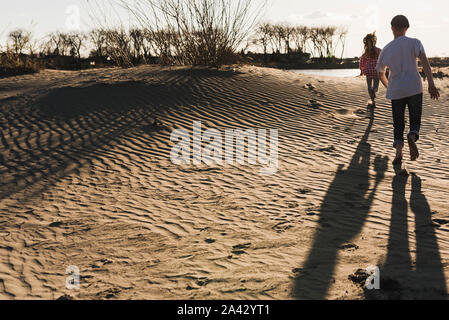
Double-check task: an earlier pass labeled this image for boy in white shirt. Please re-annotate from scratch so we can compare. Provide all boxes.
[377,15,440,165]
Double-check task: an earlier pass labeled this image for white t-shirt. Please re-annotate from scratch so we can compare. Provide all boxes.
[376,36,425,100]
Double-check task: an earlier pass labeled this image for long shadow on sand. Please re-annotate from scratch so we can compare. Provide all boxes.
[376,173,448,299]
[0,80,196,201]
[292,107,389,299]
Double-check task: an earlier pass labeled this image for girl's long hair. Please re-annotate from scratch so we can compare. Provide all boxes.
[363,32,378,58]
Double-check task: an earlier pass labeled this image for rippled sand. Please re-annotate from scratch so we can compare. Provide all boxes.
[1,65,448,299]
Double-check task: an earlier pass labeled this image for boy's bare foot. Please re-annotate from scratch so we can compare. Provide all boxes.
[393,144,403,165]
[408,134,420,161]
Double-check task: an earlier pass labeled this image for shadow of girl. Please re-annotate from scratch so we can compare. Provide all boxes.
[292,108,388,299]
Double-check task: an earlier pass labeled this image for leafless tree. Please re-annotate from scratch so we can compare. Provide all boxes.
[8,29,32,55]
[310,27,323,57]
[253,23,272,57]
[249,23,348,60]
[66,32,86,58]
[270,24,285,54]
[336,26,348,60]
[321,26,337,58]
[89,29,108,58]
[294,26,310,53]
[282,24,296,54]
[42,32,70,56]
[113,0,266,66]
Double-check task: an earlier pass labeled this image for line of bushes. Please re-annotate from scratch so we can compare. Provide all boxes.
[1,1,355,76]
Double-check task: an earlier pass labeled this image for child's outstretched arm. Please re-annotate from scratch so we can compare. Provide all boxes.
[360,55,365,76]
[379,71,388,88]
[376,50,388,88]
[419,52,440,100]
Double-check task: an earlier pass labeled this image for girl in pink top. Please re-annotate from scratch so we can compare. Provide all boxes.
[360,32,382,106]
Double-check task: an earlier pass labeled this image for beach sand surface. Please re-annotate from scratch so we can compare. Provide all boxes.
[1,65,448,300]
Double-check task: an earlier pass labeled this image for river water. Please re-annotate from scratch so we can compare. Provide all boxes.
[291,69,360,78]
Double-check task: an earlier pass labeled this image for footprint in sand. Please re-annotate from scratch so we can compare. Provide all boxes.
[296,187,312,195]
[303,83,316,91]
[348,269,375,288]
[102,288,121,299]
[273,221,294,233]
[336,108,351,116]
[286,201,299,208]
[49,221,64,228]
[292,268,302,274]
[318,145,337,154]
[141,119,166,133]
[355,108,366,115]
[433,219,449,226]
[232,243,251,255]
[338,243,359,251]
[349,269,402,299]
[309,99,323,109]
[196,279,211,287]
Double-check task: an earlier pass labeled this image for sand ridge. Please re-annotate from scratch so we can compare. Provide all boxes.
[0,65,448,299]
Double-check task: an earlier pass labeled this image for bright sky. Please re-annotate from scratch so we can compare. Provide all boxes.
[1,0,448,58]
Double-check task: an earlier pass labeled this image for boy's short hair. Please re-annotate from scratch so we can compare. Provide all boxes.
[391,15,410,29]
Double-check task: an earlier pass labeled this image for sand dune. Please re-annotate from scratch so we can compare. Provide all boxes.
[0,65,448,299]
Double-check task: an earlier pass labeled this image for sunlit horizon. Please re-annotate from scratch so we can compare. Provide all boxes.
[1,0,448,58]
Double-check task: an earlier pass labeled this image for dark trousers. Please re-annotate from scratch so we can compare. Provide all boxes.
[391,93,423,147]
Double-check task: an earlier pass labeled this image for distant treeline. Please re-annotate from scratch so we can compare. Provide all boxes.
[2,0,447,78]
[251,23,348,60]
[0,25,349,73]
[0,0,355,76]
[0,28,167,72]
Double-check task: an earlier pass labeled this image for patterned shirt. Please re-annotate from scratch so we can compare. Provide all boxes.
[360,47,381,79]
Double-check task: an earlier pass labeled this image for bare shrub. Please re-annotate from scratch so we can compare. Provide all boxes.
[104,28,134,67]
[0,47,40,76]
[0,29,40,76]
[141,28,155,61]
[129,28,146,62]
[116,0,266,66]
